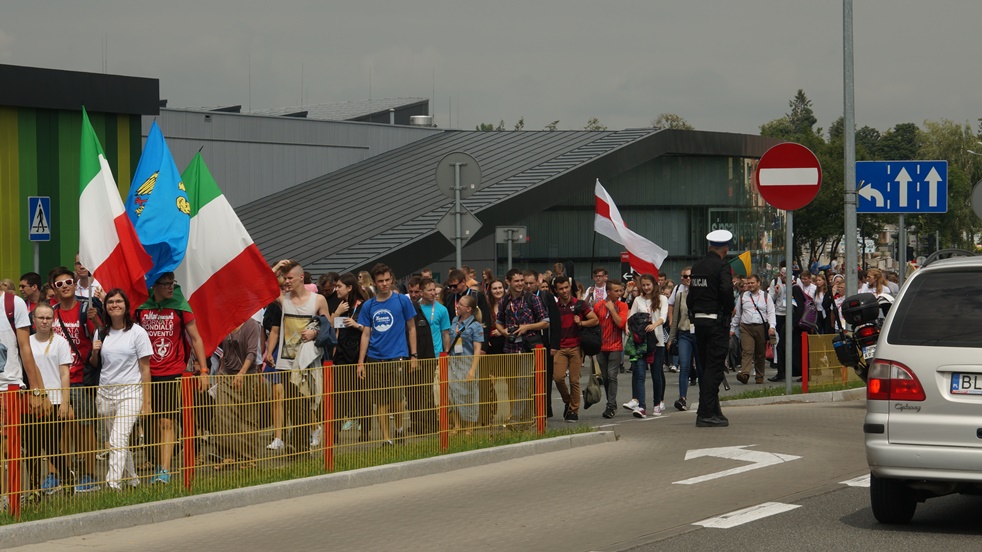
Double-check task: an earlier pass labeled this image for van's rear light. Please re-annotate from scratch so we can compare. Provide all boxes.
[867,360,926,402]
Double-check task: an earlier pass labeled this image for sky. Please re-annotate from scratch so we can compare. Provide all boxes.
[3,0,980,136]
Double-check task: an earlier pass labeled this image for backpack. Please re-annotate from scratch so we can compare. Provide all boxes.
[798,292,820,333]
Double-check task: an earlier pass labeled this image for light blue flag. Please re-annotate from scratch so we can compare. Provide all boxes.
[125,121,191,287]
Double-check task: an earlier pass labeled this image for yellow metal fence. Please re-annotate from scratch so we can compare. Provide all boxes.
[805,334,864,390]
[1,350,546,522]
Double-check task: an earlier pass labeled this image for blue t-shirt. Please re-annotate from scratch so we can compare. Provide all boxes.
[419,301,451,354]
[358,293,417,360]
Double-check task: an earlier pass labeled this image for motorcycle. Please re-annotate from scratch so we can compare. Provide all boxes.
[832,292,894,382]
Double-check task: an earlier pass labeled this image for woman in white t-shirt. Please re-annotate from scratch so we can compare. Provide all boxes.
[624,274,668,418]
[90,289,152,490]
[27,303,74,494]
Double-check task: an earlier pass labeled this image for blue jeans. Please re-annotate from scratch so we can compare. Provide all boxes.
[677,332,696,399]
[631,346,665,410]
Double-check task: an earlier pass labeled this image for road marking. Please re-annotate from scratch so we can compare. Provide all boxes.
[673,445,801,485]
[840,474,870,487]
[594,424,618,429]
[693,502,801,529]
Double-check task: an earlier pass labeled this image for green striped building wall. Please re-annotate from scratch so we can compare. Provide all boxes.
[0,107,141,282]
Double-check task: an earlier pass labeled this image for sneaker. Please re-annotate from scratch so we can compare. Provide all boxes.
[632,407,646,419]
[651,405,663,416]
[267,437,285,450]
[668,365,679,373]
[151,468,170,485]
[309,426,323,448]
[659,401,665,411]
[74,474,100,493]
[341,420,355,431]
[565,411,578,423]
[381,440,395,447]
[622,398,639,411]
[602,407,615,419]
[41,474,61,495]
[674,397,688,411]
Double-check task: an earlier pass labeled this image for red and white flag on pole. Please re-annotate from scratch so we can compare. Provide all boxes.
[594,180,668,278]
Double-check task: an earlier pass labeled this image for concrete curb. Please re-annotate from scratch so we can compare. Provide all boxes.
[723,387,867,407]
[0,431,616,548]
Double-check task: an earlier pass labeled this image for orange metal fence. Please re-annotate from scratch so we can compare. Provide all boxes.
[0,349,545,522]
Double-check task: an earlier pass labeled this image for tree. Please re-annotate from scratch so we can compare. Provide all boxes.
[786,89,818,137]
[876,123,920,160]
[584,117,607,131]
[513,117,525,131]
[475,123,496,131]
[544,120,560,131]
[495,119,506,131]
[652,113,694,130]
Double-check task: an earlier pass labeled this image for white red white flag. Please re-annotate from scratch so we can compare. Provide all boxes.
[594,180,668,277]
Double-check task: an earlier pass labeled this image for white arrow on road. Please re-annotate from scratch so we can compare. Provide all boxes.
[673,445,801,485]
[925,166,943,207]
[858,183,884,207]
[895,167,912,207]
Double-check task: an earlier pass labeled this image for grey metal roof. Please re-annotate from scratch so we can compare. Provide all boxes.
[237,128,779,277]
[249,98,428,121]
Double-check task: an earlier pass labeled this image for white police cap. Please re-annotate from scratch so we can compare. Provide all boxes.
[706,229,732,246]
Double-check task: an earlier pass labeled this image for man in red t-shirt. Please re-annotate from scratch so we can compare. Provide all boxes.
[594,280,628,419]
[551,275,598,422]
[136,272,207,485]
[50,266,104,492]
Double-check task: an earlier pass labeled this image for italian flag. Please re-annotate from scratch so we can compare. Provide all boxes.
[79,107,153,309]
[174,153,280,356]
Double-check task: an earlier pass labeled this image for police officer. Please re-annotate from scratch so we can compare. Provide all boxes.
[687,229,735,427]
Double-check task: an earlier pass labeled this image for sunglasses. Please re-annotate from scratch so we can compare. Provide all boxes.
[681,274,691,279]
[53,279,74,289]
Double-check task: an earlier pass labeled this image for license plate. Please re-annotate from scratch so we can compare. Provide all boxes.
[951,373,982,395]
[862,345,876,360]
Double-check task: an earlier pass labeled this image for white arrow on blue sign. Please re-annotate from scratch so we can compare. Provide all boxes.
[856,161,947,214]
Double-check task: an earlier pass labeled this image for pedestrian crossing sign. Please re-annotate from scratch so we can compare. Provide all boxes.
[28,196,51,242]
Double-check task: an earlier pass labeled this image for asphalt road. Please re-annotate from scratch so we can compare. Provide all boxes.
[10,398,879,552]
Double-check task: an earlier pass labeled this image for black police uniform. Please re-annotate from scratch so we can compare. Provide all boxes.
[686,249,734,426]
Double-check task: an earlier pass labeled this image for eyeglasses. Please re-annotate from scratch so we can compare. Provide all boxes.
[155,281,176,288]
[53,279,74,289]
[681,274,691,279]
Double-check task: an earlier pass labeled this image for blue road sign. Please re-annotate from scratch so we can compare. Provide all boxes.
[856,161,948,214]
[28,196,51,242]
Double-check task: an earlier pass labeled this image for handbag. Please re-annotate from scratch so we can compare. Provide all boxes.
[669,339,679,357]
[579,323,602,356]
[582,360,603,409]
[765,340,774,361]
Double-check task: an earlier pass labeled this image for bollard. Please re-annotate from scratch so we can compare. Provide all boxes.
[180,375,196,492]
[801,332,809,394]
[535,345,545,435]
[3,385,22,519]
[438,353,449,451]
[322,361,334,472]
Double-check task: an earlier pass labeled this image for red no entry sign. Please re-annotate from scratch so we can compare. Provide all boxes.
[754,142,822,211]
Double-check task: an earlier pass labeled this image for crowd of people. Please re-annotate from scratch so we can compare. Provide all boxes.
[0,242,899,500]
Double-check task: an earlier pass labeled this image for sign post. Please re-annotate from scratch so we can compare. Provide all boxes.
[435,152,483,268]
[754,143,822,396]
[28,196,51,274]
[495,226,526,270]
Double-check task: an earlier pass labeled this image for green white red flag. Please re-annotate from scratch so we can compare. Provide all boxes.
[78,107,153,309]
[174,152,280,356]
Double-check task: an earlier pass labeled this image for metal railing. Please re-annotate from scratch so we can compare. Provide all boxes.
[1,348,547,522]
